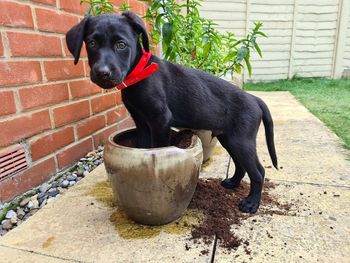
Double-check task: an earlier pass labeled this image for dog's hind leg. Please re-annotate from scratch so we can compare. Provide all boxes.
[217,134,264,213]
[218,134,246,189]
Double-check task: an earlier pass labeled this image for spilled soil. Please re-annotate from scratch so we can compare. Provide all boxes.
[86,178,293,254]
[187,178,293,252]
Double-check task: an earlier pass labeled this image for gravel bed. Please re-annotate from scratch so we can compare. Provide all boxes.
[0,146,104,236]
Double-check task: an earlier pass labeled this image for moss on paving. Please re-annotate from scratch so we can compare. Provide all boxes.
[244,78,350,150]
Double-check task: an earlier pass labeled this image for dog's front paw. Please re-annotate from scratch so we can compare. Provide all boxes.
[221,178,240,189]
[239,198,260,213]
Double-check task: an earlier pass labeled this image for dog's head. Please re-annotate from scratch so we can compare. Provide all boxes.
[66,12,149,89]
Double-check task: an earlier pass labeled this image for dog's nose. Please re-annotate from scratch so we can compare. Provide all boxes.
[96,66,111,80]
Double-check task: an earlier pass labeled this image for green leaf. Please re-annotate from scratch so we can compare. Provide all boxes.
[202,41,211,57]
[236,46,248,62]
[244,56,252,76]
[162,22,174,46]
[254,42,262,58]
[85,8,91,16]
[255,31,268,38]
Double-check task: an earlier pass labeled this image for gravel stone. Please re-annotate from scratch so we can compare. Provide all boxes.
[51,181,59,188]
[39,183,51,193]
[38,196,47,206]
[67,174,77,181]
[20,197,31,207]
[39,198,47,208]
[10,216,18,224]
[69,181,76,187]
[37,192,47,200]
[27,201,34,209]
[2,220,13,230]
[83,171,89,177]
[16,208,25,220]
[61,180,69,188]
[77,169,84,176]
[30,195,39,209]
[48,188,59,197]
[5,210,17,219]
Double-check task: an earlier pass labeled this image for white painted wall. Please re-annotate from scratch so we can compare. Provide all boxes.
[199,0,350,81]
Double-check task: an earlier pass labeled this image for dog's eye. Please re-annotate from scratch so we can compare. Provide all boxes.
[88,41,96,49]
[115,41,126,50]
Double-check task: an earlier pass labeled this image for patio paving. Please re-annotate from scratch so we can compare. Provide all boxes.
[0,91,349,262]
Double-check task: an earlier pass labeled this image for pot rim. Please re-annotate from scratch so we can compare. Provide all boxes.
[107,127,200,152]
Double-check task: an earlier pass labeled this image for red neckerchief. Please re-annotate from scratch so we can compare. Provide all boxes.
[117,49,159,90]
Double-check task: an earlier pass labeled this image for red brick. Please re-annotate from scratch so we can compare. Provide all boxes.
[70,80,101,99]
[0,1,34,29]
[106,106,127,125]
[91,93,117,114]
[31,127,75,161]
[77,115,105,139]
[116,90,122,104]
[53,100,90,127]
[128,0,145,15]
[0,110,52,147]
[60,0,90,15]
[111,0,127,12]
[0,35,4,57]
[36,8,79,34]
[0,61,42,87]
[117,116,135,130]
[32,0,56,6]
[19,83,69,111]
[56,138,93,169]
[8,32,62,57]
[44,60,84,81]
[0,158,56,202]
[0,91,16,117]
[93,124,118,148]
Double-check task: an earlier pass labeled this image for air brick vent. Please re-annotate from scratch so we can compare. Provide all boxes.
[0,145,28,181]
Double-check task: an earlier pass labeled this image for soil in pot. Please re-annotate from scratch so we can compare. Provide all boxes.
[114,129,194,149]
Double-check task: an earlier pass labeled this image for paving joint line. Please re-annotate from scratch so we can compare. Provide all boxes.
[268,178,350,189]
[0,244,86,263]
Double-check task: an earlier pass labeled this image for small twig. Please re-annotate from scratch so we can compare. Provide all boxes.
[225,156,231,180]
[210,234,218,263]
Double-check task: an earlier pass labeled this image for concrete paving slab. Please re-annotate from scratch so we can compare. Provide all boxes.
[0,91,349,262]
[0,165,213,263]
[214,183,350,262]
[0,245,75,262]
[253,92,350,187]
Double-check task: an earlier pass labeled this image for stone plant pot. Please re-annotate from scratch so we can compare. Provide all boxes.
[103,128,203,226]
[194,130,218,163]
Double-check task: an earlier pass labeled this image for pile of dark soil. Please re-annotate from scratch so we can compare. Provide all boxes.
[187,178,292,252]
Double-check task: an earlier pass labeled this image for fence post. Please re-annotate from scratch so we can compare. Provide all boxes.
[243,0,250,83]
[332,0,350,79]
[288,0,298,79]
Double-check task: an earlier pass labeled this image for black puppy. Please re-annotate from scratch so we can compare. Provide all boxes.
[66,12,278,213]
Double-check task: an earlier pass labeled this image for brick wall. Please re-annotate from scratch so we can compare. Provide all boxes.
[0,0,147,202]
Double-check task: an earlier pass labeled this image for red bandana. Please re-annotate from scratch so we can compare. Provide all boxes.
[116,49,159,90]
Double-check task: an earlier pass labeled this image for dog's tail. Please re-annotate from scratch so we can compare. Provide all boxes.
[256,97,278,169]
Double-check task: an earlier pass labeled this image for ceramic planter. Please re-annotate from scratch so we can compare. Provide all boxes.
[194,130,218,163]
[103,128,203,226]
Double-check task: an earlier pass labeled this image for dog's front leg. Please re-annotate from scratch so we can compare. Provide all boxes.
[123,101,152,148]
[148,110,172,148]
[135,120,152,148]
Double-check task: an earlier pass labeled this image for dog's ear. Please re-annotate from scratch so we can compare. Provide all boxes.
[122,11,149,52]
[66,17,89,65]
